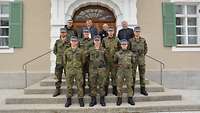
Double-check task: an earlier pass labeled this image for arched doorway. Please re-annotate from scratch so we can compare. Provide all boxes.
[72,5,116,34]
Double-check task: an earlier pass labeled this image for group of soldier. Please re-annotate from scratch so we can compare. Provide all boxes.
[52,19,148,107]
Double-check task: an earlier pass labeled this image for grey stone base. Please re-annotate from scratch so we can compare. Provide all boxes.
[0,70,200,89]
[0,72,52,89]
[146,70,200,89]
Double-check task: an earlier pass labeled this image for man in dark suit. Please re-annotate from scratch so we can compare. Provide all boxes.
[99,24,109,41]
[82,19,98,39]
[117,21,134,41]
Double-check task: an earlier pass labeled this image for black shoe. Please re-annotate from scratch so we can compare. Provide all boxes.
[100,96,106,106]
[105,86,108,96]
[128,97,135,105]
[79,98,84,107]
[52,88,60,97]
[65,98,72,107]
[112,86,117,96]
[89,96,97,107]
[116,97,122,106]
[141,87,148,96]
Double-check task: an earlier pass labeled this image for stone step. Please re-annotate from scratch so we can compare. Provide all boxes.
[24,82,164,95]
[40,77,150,87]
[1,100,200,113]
[6,91,181,104]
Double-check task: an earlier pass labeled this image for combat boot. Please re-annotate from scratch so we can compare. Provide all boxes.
[141,87,148,96]
[89,96,97,107]
[128,97,135,105]
[65,98,72,107]
[116,97,122,106]
[112,86,117,96]
[100,96,106,106]
[52,87,60,97]
[79,98,84,107]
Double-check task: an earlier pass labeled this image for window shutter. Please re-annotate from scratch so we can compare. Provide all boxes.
[9,0,23,48]
[162,2,176,47]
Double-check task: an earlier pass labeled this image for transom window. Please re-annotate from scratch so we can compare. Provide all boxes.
[0,3,9,48]
[73,5,116,22]
[175,3,200,46]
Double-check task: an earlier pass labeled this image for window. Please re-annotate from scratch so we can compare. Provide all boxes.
[175,4,200,46]
[0,3,9,48]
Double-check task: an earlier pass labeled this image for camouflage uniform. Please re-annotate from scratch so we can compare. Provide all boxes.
[86,47,107,97]
[79,38,93,89]
[53,38,69,89]
[129,37,148,92]
[64,47,84,98]
[102,37,120,87]
[114,49,134,97]
[65,26,78,41]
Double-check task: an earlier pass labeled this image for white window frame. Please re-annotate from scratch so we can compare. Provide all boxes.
[170,0,200,51]
[0,1,14,53]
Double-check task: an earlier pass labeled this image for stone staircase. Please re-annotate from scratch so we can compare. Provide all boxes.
[0,76,200,113]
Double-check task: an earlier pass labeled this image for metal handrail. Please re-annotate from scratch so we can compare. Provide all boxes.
[146,54,165,85]
[22,50,53,88]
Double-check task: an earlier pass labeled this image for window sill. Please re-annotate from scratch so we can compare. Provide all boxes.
[172,46,200,52]
[0,48,14,53]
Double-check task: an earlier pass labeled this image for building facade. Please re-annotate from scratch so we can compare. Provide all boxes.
[0,0,200,88]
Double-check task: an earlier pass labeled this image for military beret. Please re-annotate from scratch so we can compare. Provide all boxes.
[70,36,78,41]
[60,28,67,33]
[67,19,73,23]
[120,39,128,44]
[93,35,101,41]
[134,26,141,32]
[83,29,89,33]
[108,27,114,32]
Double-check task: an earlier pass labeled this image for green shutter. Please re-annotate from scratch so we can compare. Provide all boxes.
[162,2,176,47]
[9,0,23,48]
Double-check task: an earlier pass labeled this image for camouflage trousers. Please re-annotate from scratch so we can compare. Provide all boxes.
[116,68,133,97]
[55,64,65,88]
[82,62,89,88]
[105,62,117,87]
[89,67,107,96]
[65,68,84,98]
[133,55,146,90]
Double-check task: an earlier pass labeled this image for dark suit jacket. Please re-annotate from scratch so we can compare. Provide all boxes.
[117,28,134,40]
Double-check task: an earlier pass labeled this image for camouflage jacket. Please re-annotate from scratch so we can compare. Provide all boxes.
[114,49,135,69]
[102,37,120,62]
[64,47,83,69]
[53,38,69,64]
[79,38,93,51]
[86,47,107,69]
[129,37,148,56]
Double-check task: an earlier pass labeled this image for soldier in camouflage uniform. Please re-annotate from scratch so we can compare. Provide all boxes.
[79,29,93,94]
[64,19,78,40]
[53,28,70,97]
[129,26,148,96]
[114,39,135,106]
[86,35,107,107]
[102,27,120,96]
[64,36,84,107]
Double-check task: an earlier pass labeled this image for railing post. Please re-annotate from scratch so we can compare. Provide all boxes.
[24,65,28,88]
[160,63,163,85]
